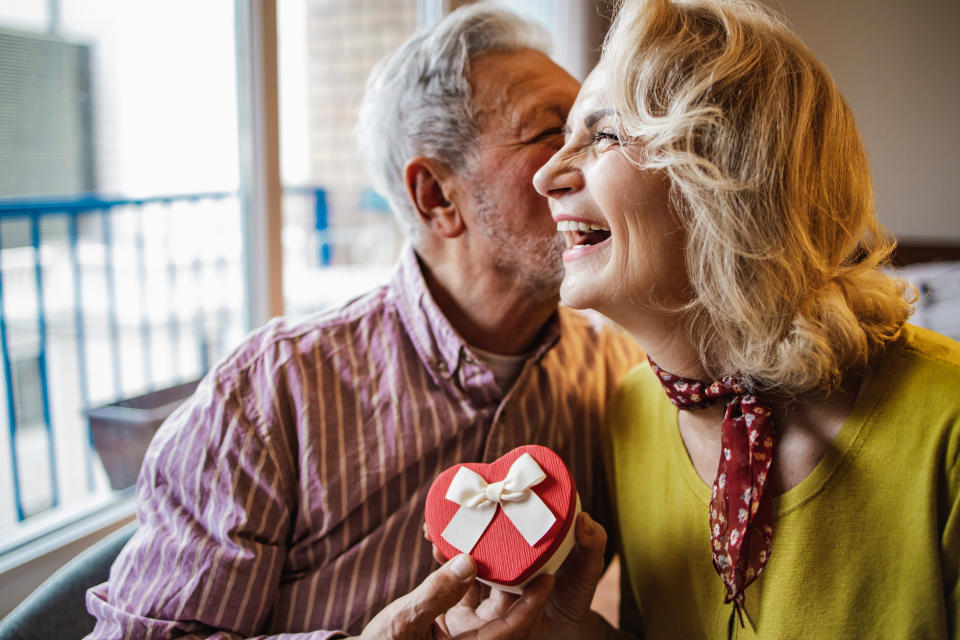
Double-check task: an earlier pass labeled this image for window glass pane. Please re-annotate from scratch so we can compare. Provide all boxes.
[0,1,246,535]
[279,0,417,316]
[12,355,43,427]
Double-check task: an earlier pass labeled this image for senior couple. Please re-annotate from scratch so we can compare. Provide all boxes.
[87,1,960,638]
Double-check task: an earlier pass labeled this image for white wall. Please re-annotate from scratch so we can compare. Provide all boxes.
[759,0,960,241]
[509,0,608,82]
[445,0,609,82]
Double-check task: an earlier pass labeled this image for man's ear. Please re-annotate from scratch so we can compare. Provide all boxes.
[404,157,464,238]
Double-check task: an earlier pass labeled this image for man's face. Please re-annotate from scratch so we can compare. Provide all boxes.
[458,49,580,299]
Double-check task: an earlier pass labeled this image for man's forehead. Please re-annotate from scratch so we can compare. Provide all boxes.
[469,49,578,131]
[509,100,570,131]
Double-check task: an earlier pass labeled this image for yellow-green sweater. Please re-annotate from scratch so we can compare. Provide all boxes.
[606,324,960,639]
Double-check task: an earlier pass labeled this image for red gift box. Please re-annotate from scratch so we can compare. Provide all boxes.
[425,444,580,593]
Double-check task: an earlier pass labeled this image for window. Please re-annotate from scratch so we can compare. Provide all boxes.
[0,0,244,540]
[11,355,43,429]
[0,0,598,610]
[279,0,418,316]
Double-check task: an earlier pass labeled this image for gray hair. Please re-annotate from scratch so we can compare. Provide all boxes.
[356,2,551,245]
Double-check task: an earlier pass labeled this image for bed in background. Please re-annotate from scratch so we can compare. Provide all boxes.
[891,242,960,342]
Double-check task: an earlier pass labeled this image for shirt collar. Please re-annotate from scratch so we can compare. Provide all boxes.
[390,244,563,388]
[391,245,467,383]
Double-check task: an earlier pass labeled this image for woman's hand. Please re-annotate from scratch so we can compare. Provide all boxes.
[434,574,557,639]
[434,512,618,640]
[538,512,611,639]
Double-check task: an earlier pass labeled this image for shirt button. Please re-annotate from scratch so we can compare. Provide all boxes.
[436,361,448,372]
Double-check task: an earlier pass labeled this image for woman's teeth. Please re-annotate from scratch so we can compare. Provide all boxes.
[556,219,612,249]
[556,220,610,232]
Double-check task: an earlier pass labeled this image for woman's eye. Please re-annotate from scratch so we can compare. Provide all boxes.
[593,129,622,144]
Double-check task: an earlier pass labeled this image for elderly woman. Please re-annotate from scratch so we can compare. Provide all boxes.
[534,0,960,638]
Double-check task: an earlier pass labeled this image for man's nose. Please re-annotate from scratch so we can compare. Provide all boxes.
[533,151,581,199]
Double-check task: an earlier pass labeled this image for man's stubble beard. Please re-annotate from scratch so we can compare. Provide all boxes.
[472,189,566,303]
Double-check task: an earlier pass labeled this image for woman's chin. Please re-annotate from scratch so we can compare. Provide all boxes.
[559,272,603,310]
[559,242,613,310]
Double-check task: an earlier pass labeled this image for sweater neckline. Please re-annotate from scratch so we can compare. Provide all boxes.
[670,332,904,518]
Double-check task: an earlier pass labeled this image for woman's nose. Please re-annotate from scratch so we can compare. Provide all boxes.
[533,149,582,199]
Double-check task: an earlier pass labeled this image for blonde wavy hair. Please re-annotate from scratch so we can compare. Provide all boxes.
[604,0,913,396]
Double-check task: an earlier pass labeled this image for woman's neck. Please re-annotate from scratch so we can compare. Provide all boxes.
[677,372,866,494]
[614,302,870,494]
[617,309,708,380]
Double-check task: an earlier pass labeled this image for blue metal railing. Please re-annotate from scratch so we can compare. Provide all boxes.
[0,192,236,215]
[0,243,23,521]
[0,188,329,526]
[285,185,333,266]
[0,192,228,522]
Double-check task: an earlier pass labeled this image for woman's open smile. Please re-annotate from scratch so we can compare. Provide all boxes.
[533,66,686,325]
[554,216,612,261]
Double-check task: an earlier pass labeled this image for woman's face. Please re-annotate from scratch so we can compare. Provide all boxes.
[533,67,689,326]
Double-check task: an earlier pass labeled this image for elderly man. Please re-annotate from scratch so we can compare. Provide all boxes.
[85,4,642,639]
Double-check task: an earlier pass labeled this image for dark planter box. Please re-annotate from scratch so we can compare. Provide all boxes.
[85,380,200,490]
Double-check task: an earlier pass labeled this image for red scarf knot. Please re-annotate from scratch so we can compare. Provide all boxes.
[648,357,775,625]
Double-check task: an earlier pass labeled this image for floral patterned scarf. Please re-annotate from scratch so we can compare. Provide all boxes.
[648,357,774,632]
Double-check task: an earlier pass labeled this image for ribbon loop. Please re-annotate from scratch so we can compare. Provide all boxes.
[441,453,556,553]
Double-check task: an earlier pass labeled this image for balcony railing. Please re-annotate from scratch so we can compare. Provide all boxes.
[0,185,408,556]
[0,191,258,536]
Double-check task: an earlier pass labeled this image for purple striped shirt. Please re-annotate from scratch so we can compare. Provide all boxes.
[85,246,644,639]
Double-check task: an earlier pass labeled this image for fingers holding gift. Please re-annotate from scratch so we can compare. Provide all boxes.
[487,574,555,639]
[358,553,476,640]
[574,512,608,575]
[470,584,517,621]
[543,512,608,624]
[443,574,555,640]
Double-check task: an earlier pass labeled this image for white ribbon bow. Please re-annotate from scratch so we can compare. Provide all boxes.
[441,453,556,553]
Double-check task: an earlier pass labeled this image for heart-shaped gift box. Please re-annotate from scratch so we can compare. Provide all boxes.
[425,444,580,593]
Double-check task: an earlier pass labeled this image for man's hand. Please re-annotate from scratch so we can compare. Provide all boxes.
[355,553,553,640]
